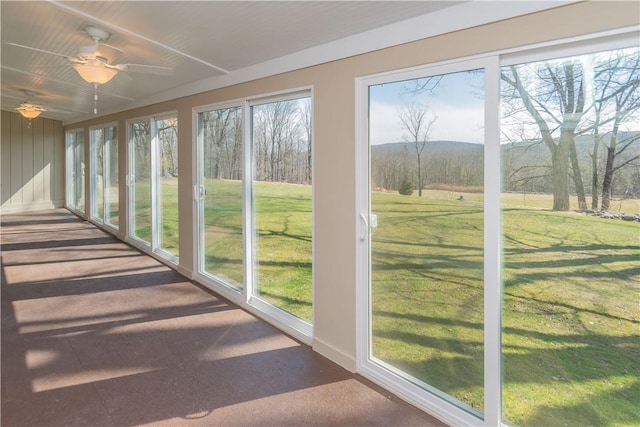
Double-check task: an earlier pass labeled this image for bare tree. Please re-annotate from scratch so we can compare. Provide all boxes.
[502,60,587,211]
[301,98,312,184]
[398,103,437,197]
[252,99,310,184]
[159,119,178,177]
[589,49,640,210]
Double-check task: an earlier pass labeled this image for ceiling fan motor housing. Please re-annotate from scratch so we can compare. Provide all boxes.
[84,25,111,42]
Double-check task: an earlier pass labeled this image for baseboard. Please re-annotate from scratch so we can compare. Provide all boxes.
[313,336,356,372]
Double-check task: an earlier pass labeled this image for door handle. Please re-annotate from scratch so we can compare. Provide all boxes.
[359,212,368,242]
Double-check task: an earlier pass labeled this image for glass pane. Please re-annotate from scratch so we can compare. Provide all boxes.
[75,132,85,212]
[251,97,313,322]
[501,47,640,426]
[130,121,151,244]
[369,70,485,412]
[199,107,244,289]
[92,128,104,221]
[105,126,119,228]
[66,130,85,212]
[156,117,179,257]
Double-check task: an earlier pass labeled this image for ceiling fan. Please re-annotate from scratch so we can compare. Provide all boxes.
[10,89,75,119]
[6,25,172,85]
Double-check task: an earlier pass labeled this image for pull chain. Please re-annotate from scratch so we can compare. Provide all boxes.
[94,83,98,115]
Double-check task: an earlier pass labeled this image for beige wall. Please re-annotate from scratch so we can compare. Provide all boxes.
[65,2,640,369]
[1,110,65,214]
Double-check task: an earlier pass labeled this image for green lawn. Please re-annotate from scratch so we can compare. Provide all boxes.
[142,181,638,426]
[132,178,179,256]
[201,179,312,321]
[371,189,638,426]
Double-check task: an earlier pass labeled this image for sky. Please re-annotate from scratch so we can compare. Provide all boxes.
[368,70,485,145]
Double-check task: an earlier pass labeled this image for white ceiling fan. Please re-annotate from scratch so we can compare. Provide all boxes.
[6,25,173,85]
[10,89,77,119]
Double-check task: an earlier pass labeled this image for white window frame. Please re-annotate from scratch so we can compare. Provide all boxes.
[126,113,179,266]
[151,112,179,264]
[65,128,85,214]
[193,100,245,297]
[355,26,639,427]
[89,122,118,232]
[127,116,153,251]
[191,87,315,345]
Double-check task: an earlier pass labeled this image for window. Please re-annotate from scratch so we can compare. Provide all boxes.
[357,32,639,427]
[90,124,118,228]
[65,129,84,213]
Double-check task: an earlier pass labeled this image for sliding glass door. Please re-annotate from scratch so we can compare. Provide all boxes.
[155,116,179,257]
[195,90,313,337]
[359,59,489,423]
[90,124,118,228]
[129,119,152,244]
[250,95,313,323]
[128,114,179,262]
[65,129,85,213]
[358,32,639,427]
[500,44,640,427]
[197,105,244,290]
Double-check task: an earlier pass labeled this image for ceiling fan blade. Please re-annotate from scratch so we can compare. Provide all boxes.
[5,42,72,60]
[101,42,124,54]
[42,105,75,114]
[116,63,173,76]
[95,43,124,63]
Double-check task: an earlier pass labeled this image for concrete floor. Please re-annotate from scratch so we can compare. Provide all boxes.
[1,209,446,426]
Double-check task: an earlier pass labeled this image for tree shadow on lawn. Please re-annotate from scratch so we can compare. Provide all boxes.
[503,290,639,324]
[518,379,640,427]
[503,264,640,286]
[258,289,312,308]
[373,310,639,425]
[376,207,483,223]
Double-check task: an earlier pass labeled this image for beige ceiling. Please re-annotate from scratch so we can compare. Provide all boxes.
[1,1,567,124]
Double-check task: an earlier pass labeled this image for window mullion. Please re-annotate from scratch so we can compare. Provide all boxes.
[483,55,502,427]
[242,100,253,304]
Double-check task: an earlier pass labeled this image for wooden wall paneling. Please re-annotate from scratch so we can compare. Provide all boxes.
[9,113,22,205]
[1,111,12,206]
[33,118,45,202]
[53,120,65,204]
[21,118,34,203]
[43,118,54,202]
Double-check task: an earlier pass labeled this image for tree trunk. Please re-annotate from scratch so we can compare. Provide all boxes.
[552,135,571,211]
[601,145,616,211]
[417,152,422,197]
[590,135,601,210]
[568,138,587,210]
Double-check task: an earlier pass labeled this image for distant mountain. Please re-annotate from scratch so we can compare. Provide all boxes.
[372,140,483,156]
[372,131,639,156]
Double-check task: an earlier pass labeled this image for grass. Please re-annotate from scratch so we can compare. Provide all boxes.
[370,189,638,426]
[132,178,179,256]
[201,179,312,321]
[138,180,638,426]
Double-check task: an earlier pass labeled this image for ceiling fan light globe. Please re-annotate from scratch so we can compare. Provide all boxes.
[18,108,42,119]
[73,63,117,84]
